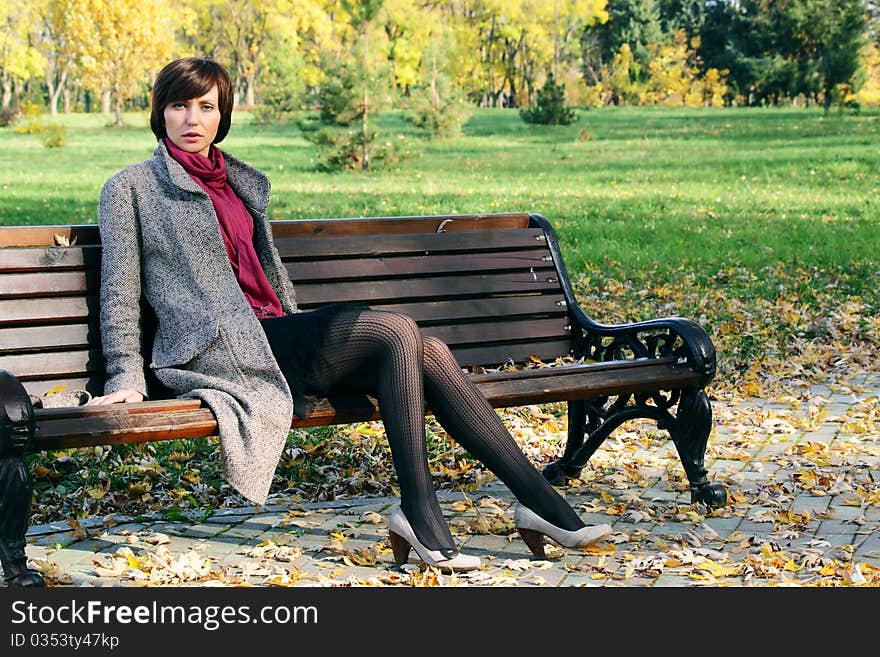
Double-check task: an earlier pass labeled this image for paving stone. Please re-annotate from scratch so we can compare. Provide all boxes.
[701,515,743,538]
[459,533,526,561]
[820,533,857,548]
[221,522,273,541]
[180,523,231,539]
[791,495,831,515]
[27,521,80,537]
[42,541,110,568]
[818,520,860,535]
[826,504,864,521]
[515,567,567,587]
[556,572,602,587]
[853,533,880,560]
[27,532,82,548]
[864,507,880,521]
[652,573,697,587]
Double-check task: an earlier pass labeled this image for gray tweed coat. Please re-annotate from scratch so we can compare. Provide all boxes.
[98,140,297,504]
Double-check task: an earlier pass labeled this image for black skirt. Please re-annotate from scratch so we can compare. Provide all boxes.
[259,302,367,417]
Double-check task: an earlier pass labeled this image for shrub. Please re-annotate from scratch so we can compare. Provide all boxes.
[409,96,473,139]
[316,63,362,126]
[304,127,416,173]
[11,101,46,134]
[520,72,578,125]
[39,123,67,148]
[0,106,20,127]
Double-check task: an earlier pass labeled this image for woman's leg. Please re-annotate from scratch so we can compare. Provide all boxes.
[304,309,456,553]
[421,337,584,531]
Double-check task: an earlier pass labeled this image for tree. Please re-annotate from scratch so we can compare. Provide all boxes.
[801,0,868,111]
[67,0,174,125]
[193,0,309,107]
[587,0,663,76]
[340,0,385,170]
[0,0,45,110]
[37,0,77,115]
[856,40,880,105]
[520,70,577,123]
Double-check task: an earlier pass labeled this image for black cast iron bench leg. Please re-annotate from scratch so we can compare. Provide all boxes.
[0,370,44,587]
[544,388,727,509]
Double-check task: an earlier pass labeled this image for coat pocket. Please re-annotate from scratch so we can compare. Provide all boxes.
[151,318,219,369]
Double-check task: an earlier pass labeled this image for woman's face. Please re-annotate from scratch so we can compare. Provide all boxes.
[163,84,221,157]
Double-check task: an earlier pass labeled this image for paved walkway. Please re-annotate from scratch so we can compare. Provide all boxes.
[11,373,880,587]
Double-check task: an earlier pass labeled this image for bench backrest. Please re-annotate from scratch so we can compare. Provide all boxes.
[0,213,574,399]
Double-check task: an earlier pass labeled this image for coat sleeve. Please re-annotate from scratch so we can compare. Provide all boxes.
[98,171,148,397]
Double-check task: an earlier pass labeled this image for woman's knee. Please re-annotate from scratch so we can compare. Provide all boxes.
[422,336,458,368]
[370,310,422,352]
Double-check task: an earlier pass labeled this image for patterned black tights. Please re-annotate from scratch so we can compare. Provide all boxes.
[288,309,584,552]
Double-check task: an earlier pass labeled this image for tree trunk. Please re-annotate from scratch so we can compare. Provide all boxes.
[47,67,68,116]
[63,88,71,114]
[115,102,123,127]
[429,50,440,109]
[245,78,255,107]
[362,27,369,171]
[1,74,11,110]
[47,78,58,116]
[101,90,111,114]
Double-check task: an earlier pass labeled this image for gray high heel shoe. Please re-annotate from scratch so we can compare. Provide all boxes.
[387,506,481,572]
[514,504,612,559]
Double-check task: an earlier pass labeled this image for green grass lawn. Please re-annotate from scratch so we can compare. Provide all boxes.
[2,106,877,279]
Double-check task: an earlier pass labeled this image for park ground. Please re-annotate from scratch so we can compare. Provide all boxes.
[1,106,878,586]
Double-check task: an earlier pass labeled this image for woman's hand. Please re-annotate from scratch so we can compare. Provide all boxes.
[88,389,144,405]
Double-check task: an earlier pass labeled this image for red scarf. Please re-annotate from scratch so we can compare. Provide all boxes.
[166,138,282,319]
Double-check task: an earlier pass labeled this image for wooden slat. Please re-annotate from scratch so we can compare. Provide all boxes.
[367,295,567,324]
[476,361,701,407]
[0,246,99,272]
[0,324,92,353]
[34,398,203,421]
[0,225,101,248]
[450,340,574,367]
[288,250,552,282]
[295,272,561,306]
[468,358,678,384]
[0,215,532,248]
[0,271,97,298]
[275,228,546,259]
[35,408,217,450]
[0,316,571,353]
[423,318,569,347]
[268,213,531,239]
[23,378,99,398]
[0,349,101,378]
[0,297,94,325]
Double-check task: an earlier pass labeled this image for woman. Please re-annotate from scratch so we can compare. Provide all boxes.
[90,57,612,572]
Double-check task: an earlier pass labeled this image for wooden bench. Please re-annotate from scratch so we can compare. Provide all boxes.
[0,212,725,586]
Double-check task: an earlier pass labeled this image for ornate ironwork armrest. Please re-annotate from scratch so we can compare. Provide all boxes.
[527,213,715,387]
[570,311,716,386]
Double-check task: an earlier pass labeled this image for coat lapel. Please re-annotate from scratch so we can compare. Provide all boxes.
[151,140,271,212]
[224,151,270,214]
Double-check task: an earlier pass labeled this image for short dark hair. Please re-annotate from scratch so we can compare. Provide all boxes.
[150,57,234,144]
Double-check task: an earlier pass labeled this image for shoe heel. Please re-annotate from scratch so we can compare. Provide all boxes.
[519,528,546,559]
[388,530,411,565]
